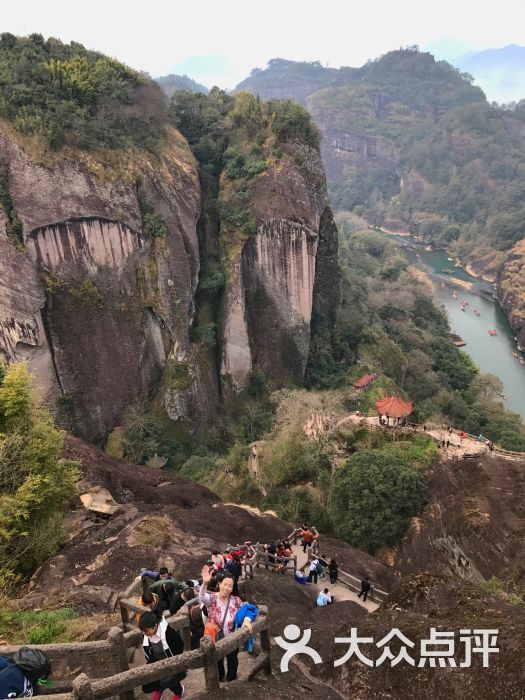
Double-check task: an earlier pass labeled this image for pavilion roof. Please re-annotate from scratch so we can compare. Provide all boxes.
[375,395,413,418]
[353,373,376,389]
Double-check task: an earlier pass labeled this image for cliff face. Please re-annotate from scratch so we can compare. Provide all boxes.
[497,240,525,349]
[0,124,216,441]
[221,144,340,387]
[391,455,525,587]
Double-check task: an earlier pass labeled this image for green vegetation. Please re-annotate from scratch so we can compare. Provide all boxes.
[0,363,78,593]
[0,607,77,643]
[305,223,525,449]
[297,48,525,257]
[0,33,165,150]
[479,576,525,606]
[242,49,525,257]
[0,160,22,244]
[328,450,427,553]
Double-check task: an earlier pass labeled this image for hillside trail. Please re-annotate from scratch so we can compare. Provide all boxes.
[334,414,487,458]
[130,646,255,699]
[292,543,380,612]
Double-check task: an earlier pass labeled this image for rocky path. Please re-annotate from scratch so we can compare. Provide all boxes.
[335,414,488,458]
[292,544,379,612]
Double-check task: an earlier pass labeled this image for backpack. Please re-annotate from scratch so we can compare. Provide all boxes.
[13,648,51,684]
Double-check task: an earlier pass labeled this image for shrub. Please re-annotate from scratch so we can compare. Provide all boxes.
[327,450,427,553]
[178,453,218,481]
[192,323,217,347]
[0,363,78,592]
[143,213,168,237]
[268,99,320,146]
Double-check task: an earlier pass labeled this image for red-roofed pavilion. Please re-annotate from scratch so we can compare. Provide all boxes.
[375,395,413,425]
[353,373,377,389]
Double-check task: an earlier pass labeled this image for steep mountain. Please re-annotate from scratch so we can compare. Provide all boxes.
[238,49,525,347]
[0,36,340,446]
[156,73,209,97]
[236,58,339,105]
[171,89,340,390]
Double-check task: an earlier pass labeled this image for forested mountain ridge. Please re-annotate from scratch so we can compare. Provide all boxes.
[0,34,340,450]
[238,48,525,346]
[156,73,209,97]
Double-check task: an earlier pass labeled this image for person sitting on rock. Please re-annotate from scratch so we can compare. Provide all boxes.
[139,612,186,700]
[316,588,333,606]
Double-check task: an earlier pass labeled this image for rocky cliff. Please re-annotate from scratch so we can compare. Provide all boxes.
[220,142,340,387]
[496,240,525,349]
[0,121,218,441]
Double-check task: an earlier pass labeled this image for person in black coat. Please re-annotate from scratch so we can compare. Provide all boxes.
[328,558,339,585]
[357,576,372,602]
[169,587,196,615]
[139,612,186,700]
[225,556,243,595]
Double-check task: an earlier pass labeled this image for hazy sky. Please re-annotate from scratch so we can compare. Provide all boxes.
[3,0,524,88]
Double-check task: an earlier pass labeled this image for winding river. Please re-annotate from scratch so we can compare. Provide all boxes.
[389,236,525,420]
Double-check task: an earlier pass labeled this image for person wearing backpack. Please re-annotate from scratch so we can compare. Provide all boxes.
[0,647,51,697]
[138,612,186,700]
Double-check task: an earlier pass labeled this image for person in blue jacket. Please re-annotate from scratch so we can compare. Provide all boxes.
[234,603,258,653]
[0,656,36,698]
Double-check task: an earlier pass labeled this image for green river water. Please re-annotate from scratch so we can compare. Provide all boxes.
[389,236,525,420]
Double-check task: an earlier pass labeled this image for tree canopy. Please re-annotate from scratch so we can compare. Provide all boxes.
[327,450,427,553]
[0,33,166,150]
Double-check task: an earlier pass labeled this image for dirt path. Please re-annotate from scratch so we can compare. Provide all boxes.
[292,544,379,612]
[335,414,488,459]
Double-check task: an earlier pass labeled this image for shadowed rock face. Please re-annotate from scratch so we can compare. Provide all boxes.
[221,144,340,387]
[243,220,318,383]
[0,124,218,440]
[26,217,166,442]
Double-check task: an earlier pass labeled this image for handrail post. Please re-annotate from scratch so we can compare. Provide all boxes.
[108,627,134,700]
[293,555,297,573]
[119,599,130,628]
[258,606,272,675]
[72,672,94,700]
[200,634,220,691]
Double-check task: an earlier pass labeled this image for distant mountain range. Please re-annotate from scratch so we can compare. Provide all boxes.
[157,44,525,106]
[445,44,525,104]
[155,73,209,97]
